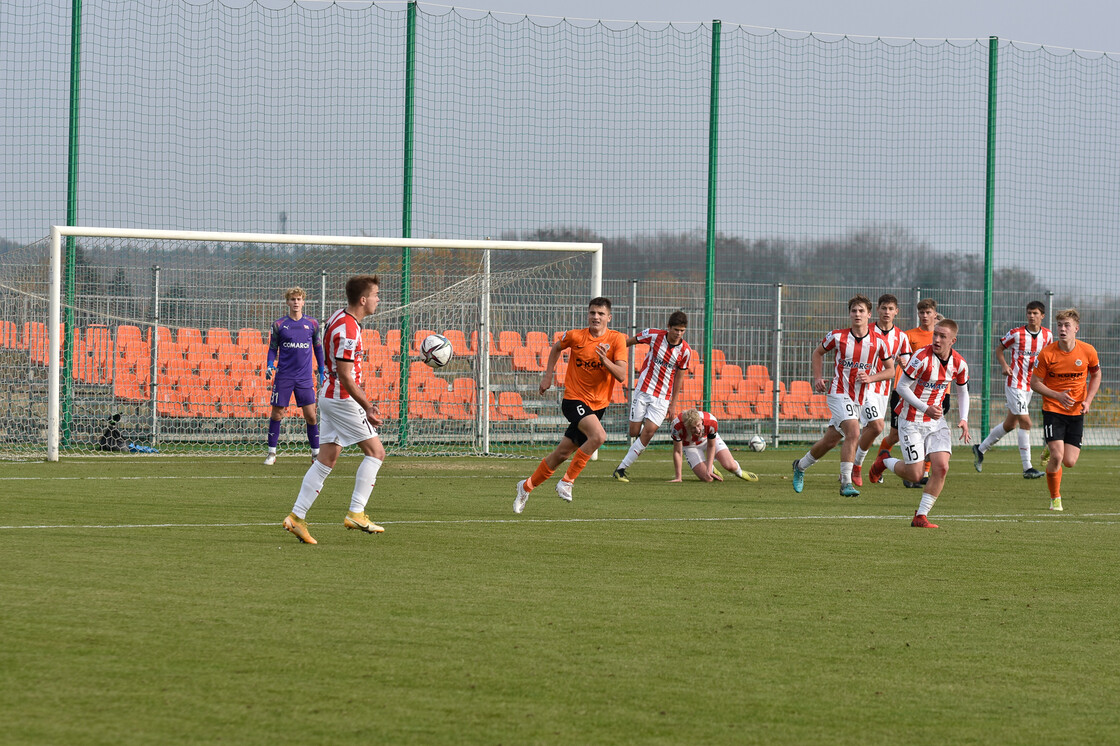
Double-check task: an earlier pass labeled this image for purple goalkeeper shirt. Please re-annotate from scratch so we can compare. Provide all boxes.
[267,315,325,382]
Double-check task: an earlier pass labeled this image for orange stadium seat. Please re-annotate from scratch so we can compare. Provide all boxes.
[512,346,543,372]
[496,331,523,356]
[721,364,743,385]
[709,348,726,375]
[498,391,535,420]
[0,320,16,348]
[384,328,401,353]
[207,327,232,347]
[238,328,263,348]
[177,327,203,348]
[782,380,813,420]
[442,330,471,357]
[524,331,549,351]
[810,393,830,420]
[488,392,508,421]
[411,329,436,355]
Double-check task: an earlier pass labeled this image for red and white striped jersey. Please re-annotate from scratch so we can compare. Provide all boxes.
[669,410,719,448]
[895,345,969,423]
[820,328,891,404]
[1001,325,1053,390]
[868,325,913,396]
[634,328,692,400]
[321,309,363,400]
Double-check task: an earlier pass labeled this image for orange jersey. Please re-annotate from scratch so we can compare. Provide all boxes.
[1033,340,1100,415]
[894,327,934,383]
[558,327,627,410]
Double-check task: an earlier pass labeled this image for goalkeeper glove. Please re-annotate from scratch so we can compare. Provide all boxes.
[265,363,276,380]
[318,366,327,386]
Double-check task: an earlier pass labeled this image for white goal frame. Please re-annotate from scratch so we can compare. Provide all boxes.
[47,226,603,461]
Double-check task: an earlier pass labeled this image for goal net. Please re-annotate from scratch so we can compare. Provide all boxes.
[0,227,601,460]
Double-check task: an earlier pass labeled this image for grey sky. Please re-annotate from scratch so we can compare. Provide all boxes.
[432,0,1119,54]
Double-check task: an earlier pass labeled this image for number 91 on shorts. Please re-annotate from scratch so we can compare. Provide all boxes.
[898,419,952,464]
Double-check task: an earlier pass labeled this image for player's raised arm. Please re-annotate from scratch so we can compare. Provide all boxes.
[539,339,564,394]
[596,342,628,383]
[811,344,828,392]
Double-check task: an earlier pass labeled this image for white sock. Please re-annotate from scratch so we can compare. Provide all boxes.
[854,447,868,466]
[840,462,853,484]
[349,456,383,514]
[797,452,817,470]
[1017,429,1032,469]
[918,492,937,516]
[292,460,332,519]
[884,457,901,476]
[980,423,1007,453]
[619,439,647,470]
[268,446,277,455]
[311,448,319,457]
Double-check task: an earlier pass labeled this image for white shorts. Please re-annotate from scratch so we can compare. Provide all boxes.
[860,391,890,426]
[1004,385,1033,416]
[318,396,379,448]
[898,418,952,465]
[827,393,860,431]
[683,435,729,470]
[629,390,671,426]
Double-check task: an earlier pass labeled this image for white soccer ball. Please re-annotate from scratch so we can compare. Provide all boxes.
[420,333,453,368]
[748,434,767,452]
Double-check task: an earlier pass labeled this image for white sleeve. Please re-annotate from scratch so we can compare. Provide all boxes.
[955,382,970,423]
[895,375,927,414]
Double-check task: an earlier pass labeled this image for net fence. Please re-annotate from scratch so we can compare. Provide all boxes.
[1,1,1118,453]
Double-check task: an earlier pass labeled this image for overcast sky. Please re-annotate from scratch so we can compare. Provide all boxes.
[425,0,1119,53]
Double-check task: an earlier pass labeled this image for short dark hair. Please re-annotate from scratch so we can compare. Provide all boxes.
[345,275,379,306]
[589,296,612,311]
[848,294,872,312]
[936,318,959,335]
[877,294,899,308]
[667,310,688,328]
[917,298,938,311]
[1027,300,1045,313]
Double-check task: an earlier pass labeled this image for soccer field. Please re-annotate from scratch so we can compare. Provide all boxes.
[3,448,1120,745]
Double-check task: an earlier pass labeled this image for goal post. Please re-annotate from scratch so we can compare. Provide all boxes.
[32,226,602,461]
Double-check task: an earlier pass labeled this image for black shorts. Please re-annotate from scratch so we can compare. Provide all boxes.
[561,399,607,448]
[1043,411,1084,449]
[888,390,900,429]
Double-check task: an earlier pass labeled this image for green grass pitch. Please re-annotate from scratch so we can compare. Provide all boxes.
[3,446,1119,744]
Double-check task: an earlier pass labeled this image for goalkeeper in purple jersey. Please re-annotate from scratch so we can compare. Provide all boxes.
[263,287,326,465]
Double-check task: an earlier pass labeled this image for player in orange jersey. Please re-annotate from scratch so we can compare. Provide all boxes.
[1030,308,1101,512]
[514,297,628,514]
[873,297,939,487]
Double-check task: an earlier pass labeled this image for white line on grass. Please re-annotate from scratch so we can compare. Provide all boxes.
[4,512,1120,530]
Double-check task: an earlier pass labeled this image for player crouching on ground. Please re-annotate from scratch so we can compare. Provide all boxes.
[1029,308,1101,512]
[869,319,971,528]
[669,408,758,483]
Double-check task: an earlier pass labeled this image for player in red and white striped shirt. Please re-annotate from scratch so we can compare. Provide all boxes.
[851,294,913,486]
[613,311,692,483]
[868,319,972,528]
[282,275,387,545]
[973,301,1052,479]
[668,409,758,483]
[791,295,895,497]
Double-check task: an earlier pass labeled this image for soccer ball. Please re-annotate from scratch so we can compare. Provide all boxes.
[748,434,767,452]
[420,333,453,368]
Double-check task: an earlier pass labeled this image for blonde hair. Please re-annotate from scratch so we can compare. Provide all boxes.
[680,408,702,429]
[1055,308,1080,324]
[284,287,306,301]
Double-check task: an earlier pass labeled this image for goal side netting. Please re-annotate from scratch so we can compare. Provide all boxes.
[0,227,601,460]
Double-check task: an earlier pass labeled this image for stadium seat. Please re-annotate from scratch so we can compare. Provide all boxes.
[713,379,736,419]
[498,391,535,420]
[512,346,543,372]
[469,330,499,356]
[237,328,263,348]
[709,348,726,375]
[384,328,401,353]
[361,329,380,355]
[633,347,646,372]
[438,383,475,420]
[488,392,508,421]
[721,364,743,385]
[206,327,232,347]
[177,327,203,348]
[524,331,549,351]
[442,329,471,357]
[496,330,523,356]
[611,381,627,404]
[810,393,830,420]
[782,380,813,420]
[115,324,144,348]
[411,329,436,355]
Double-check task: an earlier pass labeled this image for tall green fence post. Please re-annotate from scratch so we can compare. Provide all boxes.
[62,0,83,447]
[399,0,417,449]
[703,20,721,412]
[981,36,999,436]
